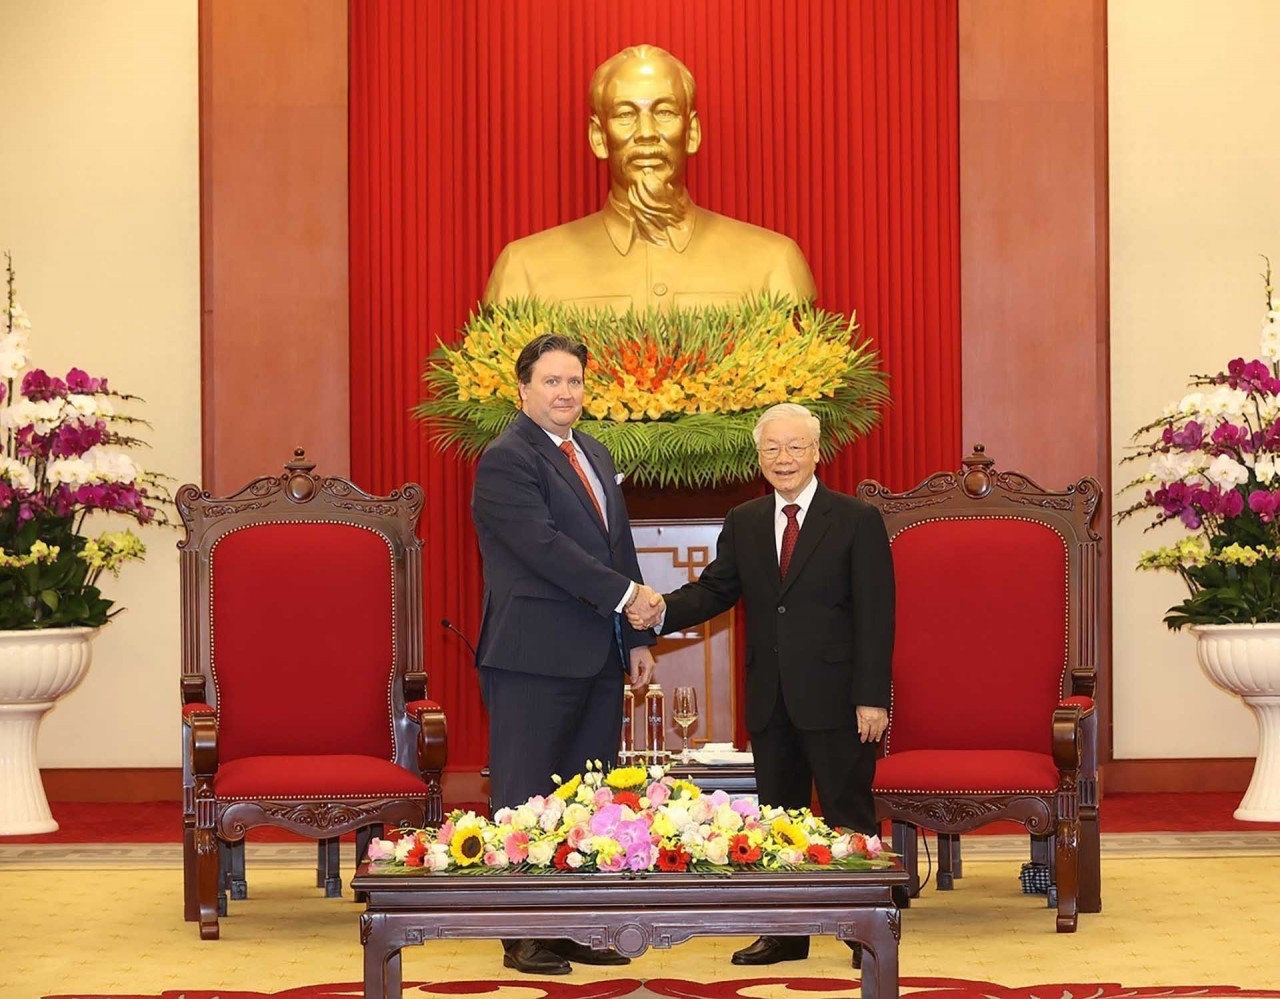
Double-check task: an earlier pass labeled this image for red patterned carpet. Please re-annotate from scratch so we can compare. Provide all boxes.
[10,791,1280,844]
[41,979,1280,998]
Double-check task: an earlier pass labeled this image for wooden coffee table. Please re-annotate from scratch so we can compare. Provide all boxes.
[352,864,908,998]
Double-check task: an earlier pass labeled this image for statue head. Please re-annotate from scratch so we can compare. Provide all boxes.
[588,45,703,214]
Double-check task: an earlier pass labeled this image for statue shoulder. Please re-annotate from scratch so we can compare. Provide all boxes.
[695,209,816,300]
[483,212,610,304]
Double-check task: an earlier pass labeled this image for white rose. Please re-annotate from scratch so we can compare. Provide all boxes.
[566,851,584,869]
[527,840,556,867]
[713,803,743,832]
[703,836,729,865]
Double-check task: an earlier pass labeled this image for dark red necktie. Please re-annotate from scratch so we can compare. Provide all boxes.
[560,440,606,525]
[779,503,801,579]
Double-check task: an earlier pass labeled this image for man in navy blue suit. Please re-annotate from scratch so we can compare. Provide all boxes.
[471,332,658,975]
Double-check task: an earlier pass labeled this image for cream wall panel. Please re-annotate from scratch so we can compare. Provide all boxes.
[0,1,200,766]
[1110,0,1280,758]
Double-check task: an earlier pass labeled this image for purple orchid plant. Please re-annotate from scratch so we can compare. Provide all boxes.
[0,253,168,629]
[1119,260,1280,629]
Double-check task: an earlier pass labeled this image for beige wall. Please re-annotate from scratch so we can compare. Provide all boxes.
[0,2,200,766]
[1110,1,1280,758]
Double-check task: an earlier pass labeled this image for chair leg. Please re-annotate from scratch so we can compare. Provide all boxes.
[317,837,342,897]
[952,835,963,879]
[354,825,383,904]
[891,821,919,904]
[220,839,247,900]
[937,833,960,890]
[1079,804,1101,913]
[183,821,198,921]
[1054,817,1080,933]
[195,829,221,940]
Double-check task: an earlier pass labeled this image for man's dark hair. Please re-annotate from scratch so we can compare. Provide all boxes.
[515,334,589,385]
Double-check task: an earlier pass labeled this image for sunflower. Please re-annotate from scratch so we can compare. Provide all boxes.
[449,824,484,866]
[771,817,809,851]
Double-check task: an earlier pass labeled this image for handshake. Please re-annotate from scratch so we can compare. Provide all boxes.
[626,583,666,630]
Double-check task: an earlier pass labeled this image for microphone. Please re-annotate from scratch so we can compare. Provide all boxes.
[440,618,478,658]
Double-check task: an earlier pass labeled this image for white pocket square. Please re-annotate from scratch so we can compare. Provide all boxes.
[615,473,626,485]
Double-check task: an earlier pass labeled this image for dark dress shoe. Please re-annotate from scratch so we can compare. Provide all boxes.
[731,935,810,965]
[546,938,631,965]
[501,938,571,975]
[846,939,863,968]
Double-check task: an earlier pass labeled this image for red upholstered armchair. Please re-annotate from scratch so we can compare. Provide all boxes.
[177,450,447,940]
[858,445,1102,933]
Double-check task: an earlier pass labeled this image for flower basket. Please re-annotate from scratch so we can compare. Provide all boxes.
[415,296,888,489]
[1119,260,1280,629]
[363,762,893,875]
[0,253,168,629]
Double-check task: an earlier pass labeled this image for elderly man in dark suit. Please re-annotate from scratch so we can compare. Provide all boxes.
[472,332,658,976]
[629,402,894,969]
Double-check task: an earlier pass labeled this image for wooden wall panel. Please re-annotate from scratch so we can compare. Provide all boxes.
[958,0,1112,761]
[200,0,349,493]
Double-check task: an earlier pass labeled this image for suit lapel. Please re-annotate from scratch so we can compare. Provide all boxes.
[516,414,609,540]
[779,481,833,597]
[577,433,623,543]
[751,497,782,595]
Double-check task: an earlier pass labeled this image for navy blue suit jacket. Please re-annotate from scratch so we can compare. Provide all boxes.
[472,412,655,678]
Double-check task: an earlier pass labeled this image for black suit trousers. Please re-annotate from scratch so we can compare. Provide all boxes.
[479,649,624,812]
[751,682,878,836]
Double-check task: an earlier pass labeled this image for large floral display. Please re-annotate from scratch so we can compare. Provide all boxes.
[364,762,891,875]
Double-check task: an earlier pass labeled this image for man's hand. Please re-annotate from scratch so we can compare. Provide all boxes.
[856,705,889,744]
[628,645,656,690]
[625,583,666,630]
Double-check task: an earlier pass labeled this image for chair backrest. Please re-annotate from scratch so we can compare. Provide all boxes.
[857,445,1101,756]
[177,450,425,766]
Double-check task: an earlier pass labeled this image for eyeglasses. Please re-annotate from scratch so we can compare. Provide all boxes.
[756,442,817,460]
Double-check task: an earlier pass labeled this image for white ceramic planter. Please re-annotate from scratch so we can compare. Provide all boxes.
[1192,623,1280,822]
[0,628,98,835]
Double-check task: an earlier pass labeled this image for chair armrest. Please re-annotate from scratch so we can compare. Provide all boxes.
[409,699,448,774]
[1060,694,1094,715]
[1051,701,1086,773]
[183,704,218,778]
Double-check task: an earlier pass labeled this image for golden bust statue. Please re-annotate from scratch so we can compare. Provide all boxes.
[483,44,817,312]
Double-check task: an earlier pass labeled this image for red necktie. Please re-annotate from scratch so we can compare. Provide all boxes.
[779,503,801,579]
[560,440,606,525]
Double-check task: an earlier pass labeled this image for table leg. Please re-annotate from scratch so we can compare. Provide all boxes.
[858,909,900,999]
[361,913,402,999]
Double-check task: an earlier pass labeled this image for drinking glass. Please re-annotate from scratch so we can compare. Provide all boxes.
[672,686,699,762]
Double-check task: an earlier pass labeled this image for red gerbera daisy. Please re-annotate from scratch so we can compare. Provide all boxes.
[553,842,575,870]
[656,845,690,872]
[613,790,642,811]
[806,844,833,865]
[729,833,762,865]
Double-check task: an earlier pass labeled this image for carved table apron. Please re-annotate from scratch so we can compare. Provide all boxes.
[352,864,908,999]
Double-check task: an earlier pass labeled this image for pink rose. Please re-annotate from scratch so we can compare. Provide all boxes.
[864,834,883,858]
[566,823,591,849]
[598,853,626,872]
[646,781,671,806]
[593,787,614,808]
[364,837,395,862]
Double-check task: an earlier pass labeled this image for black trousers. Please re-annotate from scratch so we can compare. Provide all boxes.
[749,682,879,835]
[480,654,624,812]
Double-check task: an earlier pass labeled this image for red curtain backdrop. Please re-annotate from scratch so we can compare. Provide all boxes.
[349,0,961,770]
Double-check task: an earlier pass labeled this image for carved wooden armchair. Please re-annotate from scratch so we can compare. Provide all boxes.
[178,450,447,939]
[858,445,1101,933]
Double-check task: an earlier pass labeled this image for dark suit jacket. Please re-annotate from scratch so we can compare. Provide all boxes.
[662,481,894,731]
[472,412,655,678]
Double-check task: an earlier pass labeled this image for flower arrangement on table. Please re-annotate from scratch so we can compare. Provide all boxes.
[363,761,891,874]
[1118,260,1280,629]
[0,253,168,629]
[415,296,889,488]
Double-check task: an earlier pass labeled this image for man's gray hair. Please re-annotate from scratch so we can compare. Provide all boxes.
[752,403,821,445]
